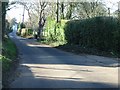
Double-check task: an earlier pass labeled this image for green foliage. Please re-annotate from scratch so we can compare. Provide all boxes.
[64,16,120,54]
[18,28,33,37]
[17,22,33,37]
[1,37,17,72]
[20,23,26,29]
[44,18,68,44]
[0,55,12,72]
[27,28,33,35]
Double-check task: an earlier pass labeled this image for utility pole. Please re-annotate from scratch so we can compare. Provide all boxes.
[22,5,25,23]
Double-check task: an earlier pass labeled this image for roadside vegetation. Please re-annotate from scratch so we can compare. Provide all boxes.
[1,2,18,87]
[1,36,17,72]
[6,1,120,58]
[12,1,120,58]
[41,16,120,58]
[62,16,120,57]
[1,0,119,88]
[1,35,18,87]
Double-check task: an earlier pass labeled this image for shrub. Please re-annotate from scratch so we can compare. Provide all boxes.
[44,19,68,43]
[64,16,120,54]
[2,37,17,72]
[20,23,26,29]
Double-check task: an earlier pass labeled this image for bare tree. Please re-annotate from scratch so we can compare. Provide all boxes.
[10,0,47,40]
[76,1,107,19]
[32,1,47,41]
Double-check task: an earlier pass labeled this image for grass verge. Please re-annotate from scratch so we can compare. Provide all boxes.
[1,36,18,87]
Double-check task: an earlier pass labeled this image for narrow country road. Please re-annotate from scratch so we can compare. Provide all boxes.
[9,33,119,88]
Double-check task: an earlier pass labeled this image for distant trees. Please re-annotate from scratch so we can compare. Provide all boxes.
[34,1,47,40]
[13,0,48,40]
[10,18,17,28]
[78,2,107,18]
[7,1,114,42]
[1,0,18,38]
[48,1,107,20]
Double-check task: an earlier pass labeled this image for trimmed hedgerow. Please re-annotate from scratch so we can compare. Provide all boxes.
[64,16,120,54]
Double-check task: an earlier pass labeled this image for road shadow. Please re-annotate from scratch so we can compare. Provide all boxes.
[7,38,119,89]
[23,44,119,67]
[8,64,118,89]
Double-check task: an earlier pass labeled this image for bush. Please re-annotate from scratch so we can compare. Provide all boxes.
[17,28,33,37]
[1,37,17,72]
[64,16,120,54]
[44,18,68,43]
[20,23,26,29]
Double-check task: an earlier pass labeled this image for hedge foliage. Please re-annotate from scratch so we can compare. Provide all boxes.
[64,16,120,54]
[44,18,68,43]
[17,28,33,37]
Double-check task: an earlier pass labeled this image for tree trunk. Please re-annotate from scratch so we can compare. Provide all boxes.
[38,11,46,41]
[66,3,73,19]
[38,11,42,41]
[56,1,59,23]
[61,2,64,19]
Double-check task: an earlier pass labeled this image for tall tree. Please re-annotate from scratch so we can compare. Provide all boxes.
[12,0,48,40]
[33,1,47,40]
[60,2,64,19]
[65,2,78,20]
[14,1,34,27]
[10,18,17,27]
[56,0,59,23]
[75,2,107,19]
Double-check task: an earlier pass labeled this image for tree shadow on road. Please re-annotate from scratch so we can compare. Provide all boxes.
[8,38,119,89]
[23,44,119,67]
[9,64,119,89]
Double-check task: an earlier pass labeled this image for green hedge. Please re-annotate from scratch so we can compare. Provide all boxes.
[64,16,120,54]
[44,19,68,43]
[17,28,33,37]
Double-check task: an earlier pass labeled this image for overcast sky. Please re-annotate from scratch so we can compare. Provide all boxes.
[6,0,120,23]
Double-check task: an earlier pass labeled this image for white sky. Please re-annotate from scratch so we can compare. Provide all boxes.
[6,0,120,23]
[6,4,29,23]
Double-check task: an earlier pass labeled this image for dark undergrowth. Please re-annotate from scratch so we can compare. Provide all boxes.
[55,44,120,58]
[1,36,18,88]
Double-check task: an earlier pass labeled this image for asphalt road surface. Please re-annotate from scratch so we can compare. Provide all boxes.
[9,33,119,89]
